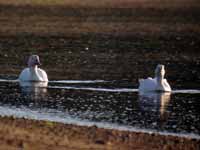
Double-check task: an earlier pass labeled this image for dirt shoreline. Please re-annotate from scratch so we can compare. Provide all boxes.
[0,116,199,150]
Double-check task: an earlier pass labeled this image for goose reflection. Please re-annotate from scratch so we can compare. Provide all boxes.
[19,81,48,100]
[139,92,171,120]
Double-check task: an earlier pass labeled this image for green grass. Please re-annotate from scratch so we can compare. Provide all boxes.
[45,120,56,127]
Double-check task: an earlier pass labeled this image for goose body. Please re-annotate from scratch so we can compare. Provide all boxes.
[139,65,171,92]
[19,55,48,82]
[19,67,48,82]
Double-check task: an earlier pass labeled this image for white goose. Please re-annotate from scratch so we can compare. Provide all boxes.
[19,55,48,82]
[139,64,171,92]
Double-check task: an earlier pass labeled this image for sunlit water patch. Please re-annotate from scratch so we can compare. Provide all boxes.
[0,79,200,139]
[50,80,107,84]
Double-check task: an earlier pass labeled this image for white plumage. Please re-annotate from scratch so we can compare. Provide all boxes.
[139,64,171,92]
[19,55,48,82]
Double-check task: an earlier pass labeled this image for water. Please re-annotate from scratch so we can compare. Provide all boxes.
[0,79,199,139]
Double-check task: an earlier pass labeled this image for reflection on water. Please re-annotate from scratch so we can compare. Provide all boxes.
[160,93,171,116]
[0,80,200,137]
[19,81,48,100]
[139,92,171,119]
[19,81,48,87]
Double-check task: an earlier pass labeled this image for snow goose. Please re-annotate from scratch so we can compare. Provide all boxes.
[19,55,48,83]
[139,64,171,92]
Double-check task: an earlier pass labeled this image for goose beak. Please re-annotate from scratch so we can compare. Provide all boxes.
[35,57,41,66]
[36,60,41,65]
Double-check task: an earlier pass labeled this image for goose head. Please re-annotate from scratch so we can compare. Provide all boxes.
[155,64,165,79]
[28,55,41,68]
[154,64,171,91]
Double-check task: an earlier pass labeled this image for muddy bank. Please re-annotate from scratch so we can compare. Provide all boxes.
[0,116,199,150]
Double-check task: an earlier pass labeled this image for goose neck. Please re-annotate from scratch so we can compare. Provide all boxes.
[30,65,38,73]
[156,75,164,85]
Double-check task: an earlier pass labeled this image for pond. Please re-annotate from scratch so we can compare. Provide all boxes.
[0,79,199,139]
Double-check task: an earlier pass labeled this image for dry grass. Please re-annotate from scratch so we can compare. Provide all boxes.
[1,19,199,36]
[0,116,199,150]
[0,3,199,36]
[0,0,199,8]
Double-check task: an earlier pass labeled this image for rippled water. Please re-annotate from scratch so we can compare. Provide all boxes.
[0,79,200,138]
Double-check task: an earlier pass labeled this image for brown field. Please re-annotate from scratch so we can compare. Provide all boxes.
[0,116,199,150]
[0,0,200,8]
[0,0,200,35]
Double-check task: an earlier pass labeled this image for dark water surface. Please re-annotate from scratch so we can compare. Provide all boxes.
[0,79,199,138]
